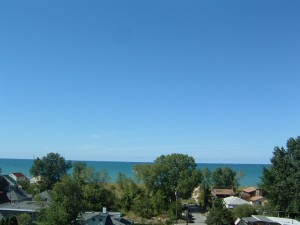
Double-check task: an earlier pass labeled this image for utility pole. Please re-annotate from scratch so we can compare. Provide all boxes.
[175,190,178,223]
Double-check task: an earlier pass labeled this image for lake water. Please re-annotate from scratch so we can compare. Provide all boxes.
[0,158,270,187]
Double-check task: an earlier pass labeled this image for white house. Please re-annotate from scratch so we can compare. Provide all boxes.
[223,196,251,209]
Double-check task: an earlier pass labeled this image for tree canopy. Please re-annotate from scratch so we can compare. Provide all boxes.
[30,153,72,191]
[205,198,234,225]
[134,153,202,201]
[211,167,240,191]
[260,137,300,216]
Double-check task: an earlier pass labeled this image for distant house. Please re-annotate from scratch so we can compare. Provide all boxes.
[241,187,265,205]
[79,211,132,225]
[7,189,32,203]
[3,175,17,188]
[0,201,50,221]
[9,173,28,184]
[235,215,300,225]
[30,176,41,185]
[223,196,251,209]
[34,191,51,203]
[242,187,262,199]
[211,187,234,198]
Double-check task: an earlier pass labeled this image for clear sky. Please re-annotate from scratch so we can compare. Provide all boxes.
[0,0,299,163]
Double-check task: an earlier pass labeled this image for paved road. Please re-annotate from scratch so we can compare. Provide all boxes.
[178,213,206,225]
[191,213,206,224]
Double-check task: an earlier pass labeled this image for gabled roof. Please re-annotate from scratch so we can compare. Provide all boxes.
[239,215,300,225]
[242,187,257,193]
[81,212,114,225]
[223,196,250,206]
[11,173,26,178]
[212,187,234,196]
[249,195,264,202]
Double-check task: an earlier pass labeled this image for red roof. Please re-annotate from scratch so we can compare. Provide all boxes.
[12,173,26,178]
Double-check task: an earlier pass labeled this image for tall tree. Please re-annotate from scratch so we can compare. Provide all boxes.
[30,153,72,191]
[211,167,240,191]
[41,176,83,225]
[134,153,202,202]
[199,167,212,211]
[260,137,300,216]
[205,198,234,225]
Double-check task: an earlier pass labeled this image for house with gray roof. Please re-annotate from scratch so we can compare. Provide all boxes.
[235,215,300,225]
[0,201,50,221]
[223,196,251,209]
[78,212,132,225]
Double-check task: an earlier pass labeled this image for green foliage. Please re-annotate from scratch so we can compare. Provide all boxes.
[17,214,32,225]
[260,137,300,215]
[73,161,110,186]
[8,217,18,225]
[41,176,83,225]
[83,183,116,211]
[199,168,212,211]
[134,153,202,202]
[116,172,127,190]
[30,153,72,191]
[205,198,234,225]
[211,167,240,191]
[232,204,257,220]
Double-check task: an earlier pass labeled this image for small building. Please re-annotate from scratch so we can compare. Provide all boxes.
[211,187,234,198]
[79,211,132,225]
[9,173,28,183]
[30,176,42,185]
[241,187,264,205]
[223,196,251,209]
[0,201,50,221]
[7,189,32,203]
[34,190,51,203]
[235,215,300,225]
[249,195,266,205]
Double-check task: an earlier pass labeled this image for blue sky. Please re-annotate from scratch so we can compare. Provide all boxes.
[0,0,299,163]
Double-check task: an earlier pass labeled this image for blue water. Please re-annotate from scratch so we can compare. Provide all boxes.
[0,158,270,187]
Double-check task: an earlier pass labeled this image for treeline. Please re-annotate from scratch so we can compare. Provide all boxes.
[22,153,243,224]
[2,136,299,224]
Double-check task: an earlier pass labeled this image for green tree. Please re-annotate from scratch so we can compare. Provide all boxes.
[260,137,300,216]
[232,204,257,220]
[9,217,18,225]
[205,198,234,225]
[41,176,83,225]
[199,167,212,211]
[211,167,240,191]
[17,214,32,225]
[30,153,72,191]
[83,183,116,211]
[134,153,202,202]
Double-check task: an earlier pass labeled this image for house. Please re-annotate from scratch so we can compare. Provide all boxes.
[211,187,234,198]
[9,173,28,184]
[80,212,114,225]
[241,187,265,205]
[7,189,32,203]
[223,196,251,209]
[34,190,51,203]
[249,195,266,205]
[235,215,300,225]
[2,175,17,188]
[30,176,41,185]
[79,211,132,225]
[0,201,50,221]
